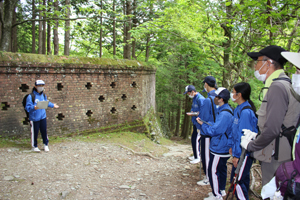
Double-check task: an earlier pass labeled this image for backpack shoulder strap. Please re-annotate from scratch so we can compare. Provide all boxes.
[31,93,35,103]
[209,97,216,122]
[273,77,292,84]
[237,106,253,118]
[221,109,233,116]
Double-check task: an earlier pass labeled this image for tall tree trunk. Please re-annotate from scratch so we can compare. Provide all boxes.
[131,0,137,59]
[112,0,116,56]
[221,0,232,89]
[11,5,17,52]
[53,0,59,55]
[0,1,3,42]
[64,0,70,55]
[32,0,36,53]
[123,0,131,59]
[47,0,51,54]
[180,95,191,139]
[38,0,43,54]
[42,0,46,54]
[0,0,19,52]
[99,0,102,58]
[174,79,183,136]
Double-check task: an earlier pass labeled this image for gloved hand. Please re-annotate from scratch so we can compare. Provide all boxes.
[240,136,251,150]
[242,129,257,140]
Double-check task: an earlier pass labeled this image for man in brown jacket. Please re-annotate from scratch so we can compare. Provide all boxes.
[240,45,300,186]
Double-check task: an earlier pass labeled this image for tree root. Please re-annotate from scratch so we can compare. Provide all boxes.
[118,144,160,160]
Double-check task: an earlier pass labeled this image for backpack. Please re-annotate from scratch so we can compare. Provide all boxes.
[275,161,300,200]
[22,92,46,118]
[275,129,300,199]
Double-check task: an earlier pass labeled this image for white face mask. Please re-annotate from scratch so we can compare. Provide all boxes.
[230,93,237,102]
[37,87,44,92]
[254,61,269,82]
[204,85,207,92]
[188,94,194,98]
[292,74,300,95]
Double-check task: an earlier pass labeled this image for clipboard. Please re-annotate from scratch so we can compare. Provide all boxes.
[36,100,49,109]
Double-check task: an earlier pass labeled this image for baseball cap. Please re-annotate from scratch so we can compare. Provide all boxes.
[183,85,196,95]
[214,87,230,101]
[35,80,45,86]
[281,52,300,69]
[247,45,287,67]
[202,76,216,87]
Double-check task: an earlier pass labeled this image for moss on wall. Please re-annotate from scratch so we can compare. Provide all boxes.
[0,52,156,70]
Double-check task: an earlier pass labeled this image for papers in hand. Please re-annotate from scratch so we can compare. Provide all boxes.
[36,101,49,109]
[186,112,199,116]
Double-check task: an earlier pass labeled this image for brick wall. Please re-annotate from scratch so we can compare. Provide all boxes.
[0,52,156,137]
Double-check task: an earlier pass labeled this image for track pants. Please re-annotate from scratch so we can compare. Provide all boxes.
[191,125,201,159]
[208,153,230,198]
[201,136,210,178]
[30,118,48,148]
[230,155,253,200]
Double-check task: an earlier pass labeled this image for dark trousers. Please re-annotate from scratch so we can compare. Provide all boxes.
[230,155,253,200]
[191,125,200,159]
[208,153,230,197]
[30,118,48,148]
[201,136,210,177]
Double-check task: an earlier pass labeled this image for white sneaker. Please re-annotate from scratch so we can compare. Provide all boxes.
[220,190,226,197]
[44,145,49,152]
[190,158,200,164]
[204,195,223,200]
[32,147,40,152]
[188,156,195,161]
[197,178,210,186]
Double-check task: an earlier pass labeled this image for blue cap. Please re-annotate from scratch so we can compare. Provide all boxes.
[202,76,216,87]
[183,85,196,95]
[215,87,230,101]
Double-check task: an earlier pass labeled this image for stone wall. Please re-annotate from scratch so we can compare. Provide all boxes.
[0,52,156,137]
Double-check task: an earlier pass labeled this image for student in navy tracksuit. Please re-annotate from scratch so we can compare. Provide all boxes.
[184,85,205,164]
[25,80,59,152]
[198,76,218,186]
[197,87,233,200]
[230,82,258,200]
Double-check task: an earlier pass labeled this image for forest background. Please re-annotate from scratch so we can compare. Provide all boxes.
[1,0,300,139]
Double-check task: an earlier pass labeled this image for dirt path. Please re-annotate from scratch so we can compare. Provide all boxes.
[0,141,261,200]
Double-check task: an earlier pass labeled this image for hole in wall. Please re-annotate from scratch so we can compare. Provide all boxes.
[19,84,29,92]
[23,117,30,125]
[131,81,137,87]
[85,82,92,90]
[98,95,105,102]
[111,107,117,114]
[57,83,64,91]
[1,102,10,110]
[86,110,93,117]
[131,105,137,110]
[121,94,127,100]
[110,82,116,88]
[57,113,65,120]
